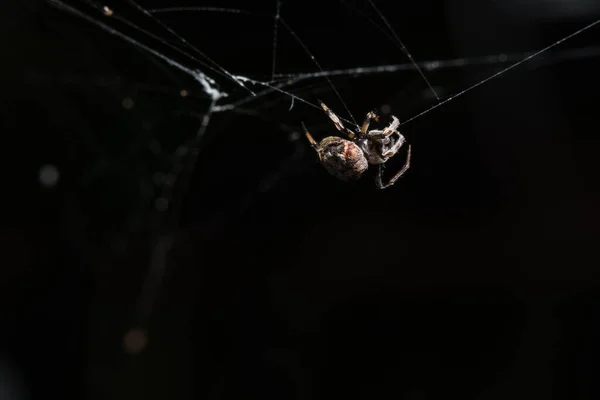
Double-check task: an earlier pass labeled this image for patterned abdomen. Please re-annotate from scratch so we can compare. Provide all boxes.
[317,137,368,181]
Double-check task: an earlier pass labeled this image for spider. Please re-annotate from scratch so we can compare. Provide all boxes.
[304,102,411,189]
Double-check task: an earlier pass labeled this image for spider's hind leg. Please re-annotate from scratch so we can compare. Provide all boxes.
[302,122,319,151]
[376,145,411,190]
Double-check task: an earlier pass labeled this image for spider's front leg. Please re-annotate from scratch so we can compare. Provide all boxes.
[376,145,411,190]
[381,116,401,137]
[382,133,406,158]
[367,116,401,139]
[360,111,379,136]
[319,101,357,139]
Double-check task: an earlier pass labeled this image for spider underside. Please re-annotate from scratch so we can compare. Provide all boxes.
[305,102,411,189]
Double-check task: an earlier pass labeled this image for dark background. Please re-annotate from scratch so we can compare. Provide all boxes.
[2,0,600,399]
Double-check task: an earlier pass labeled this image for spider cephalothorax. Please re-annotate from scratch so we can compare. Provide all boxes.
[305,102,411,189]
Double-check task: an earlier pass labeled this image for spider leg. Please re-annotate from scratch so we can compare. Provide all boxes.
[366,117,401,140]
[302,122,319,151]
[382,134,406,158]
[375,145,411,190]
[380,116,401,137]
[360,111,379,135]
[320,101,356,139]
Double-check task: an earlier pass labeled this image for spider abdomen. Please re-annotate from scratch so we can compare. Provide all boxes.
[317,136,368,181]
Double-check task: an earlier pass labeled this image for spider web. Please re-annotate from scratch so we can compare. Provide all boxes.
[33,0,600,352]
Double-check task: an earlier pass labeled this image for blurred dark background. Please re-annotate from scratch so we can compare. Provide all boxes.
[2,0,600,399]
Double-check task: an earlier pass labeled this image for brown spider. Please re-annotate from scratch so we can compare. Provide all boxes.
[304,102,411,189]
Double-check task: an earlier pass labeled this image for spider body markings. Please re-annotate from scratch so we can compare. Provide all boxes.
[304,102,411,189]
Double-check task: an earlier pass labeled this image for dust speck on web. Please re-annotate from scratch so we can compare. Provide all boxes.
[40,0,600,326]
